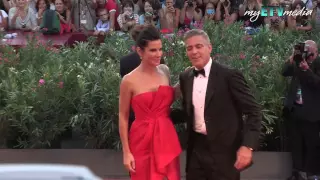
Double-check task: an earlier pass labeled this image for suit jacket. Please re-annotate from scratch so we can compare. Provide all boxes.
[120,52,141,78]
[179,61,262,170]
[282,57,320,122]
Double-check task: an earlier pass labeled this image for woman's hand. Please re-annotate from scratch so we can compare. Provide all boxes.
[14,9,21,17]
[56,12,64,20]
[167,4,175,13]
[38,8,45,16]
[123,152,135,172]
[184,1,188,8]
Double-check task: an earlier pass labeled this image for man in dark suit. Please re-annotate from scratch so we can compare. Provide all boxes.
[119,25,165,128]
[282,40,320,180]
[178,29,262,180]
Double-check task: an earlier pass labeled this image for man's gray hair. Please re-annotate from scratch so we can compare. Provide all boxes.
[183,29,211,44]
[305,40,318,49]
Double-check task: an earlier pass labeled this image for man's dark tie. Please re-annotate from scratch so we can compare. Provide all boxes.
[193,69,205,77]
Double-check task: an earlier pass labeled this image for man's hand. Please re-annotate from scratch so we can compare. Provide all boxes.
[185,66,193,71]
[234,146,253,170]
[288,55,294,64]
[299,60,309,70]
[167,6,175,13]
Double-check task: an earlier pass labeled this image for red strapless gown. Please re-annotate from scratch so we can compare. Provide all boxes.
[129,85,182,180]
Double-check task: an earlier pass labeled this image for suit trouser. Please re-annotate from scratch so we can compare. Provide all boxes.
[186,132,240,180]
[287,105,320,175]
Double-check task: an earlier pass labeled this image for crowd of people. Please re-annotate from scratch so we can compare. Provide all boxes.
[0,0,319,35]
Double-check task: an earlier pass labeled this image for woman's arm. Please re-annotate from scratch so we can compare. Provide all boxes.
[194,8,202,21]
[279,19,285,30]
[8,8,18,29]
[238,0,247,17]
[119,76,133,155]
[179,3,187,24]
[159,9,165,29]
[117,14,123,29]
[0,11,8,30]
[56,11,68,24]
[27,8,37,30]
[215,2,222,21]
[174,8,180,28]
[286,16,295,29]
[66,9,71,24]
[91,0,98,9]
[1,0,11,11]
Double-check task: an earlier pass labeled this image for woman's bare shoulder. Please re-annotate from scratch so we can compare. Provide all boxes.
[157,64,170,74]
[121,69,139,87]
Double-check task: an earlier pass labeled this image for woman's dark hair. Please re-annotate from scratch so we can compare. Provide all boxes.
[35,0,50,11]
[291,0,305,10]
[135,25,161,49]
[291,0,308,21]
[140,0,160,21]
[140,0,153,13]
[142,0,161,11]
[122,0,134,11]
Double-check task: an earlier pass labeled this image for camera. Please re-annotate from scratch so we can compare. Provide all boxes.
[145,12,153,17]
[293,43,314,66]
[125,14,134,21]
[187,0,193,7]
[22,24,26,28]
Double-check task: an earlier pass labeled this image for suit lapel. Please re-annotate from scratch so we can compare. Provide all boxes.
[204,61,218,111]
[185,69,194,115]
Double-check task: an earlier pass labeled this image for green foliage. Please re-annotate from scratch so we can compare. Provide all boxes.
[1,22,319,150]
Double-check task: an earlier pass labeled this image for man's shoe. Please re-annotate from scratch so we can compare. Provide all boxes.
[307,175,320,180]
[287,171,307,180]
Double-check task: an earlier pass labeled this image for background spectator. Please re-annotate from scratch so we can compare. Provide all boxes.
[0,8,8,30]
[8,0,37,30]
[117,0,139,32]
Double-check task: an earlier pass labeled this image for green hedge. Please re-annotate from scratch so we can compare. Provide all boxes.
[0,22,319,150]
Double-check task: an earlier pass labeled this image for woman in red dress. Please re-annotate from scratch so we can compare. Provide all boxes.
[118,25,182,180]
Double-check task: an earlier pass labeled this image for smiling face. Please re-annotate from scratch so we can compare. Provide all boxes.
[16,0,27,9]
[38,0,47,10]
[55,0,64,12]
[144,1,153,13]
[166,0,174,8]
[123,4,133,14]
[137,39,163,67]
[185,35,212,69]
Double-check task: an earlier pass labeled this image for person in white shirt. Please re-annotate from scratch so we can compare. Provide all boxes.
[0,9,8,30]
[8,0,37,30]
[94,8,110,35]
